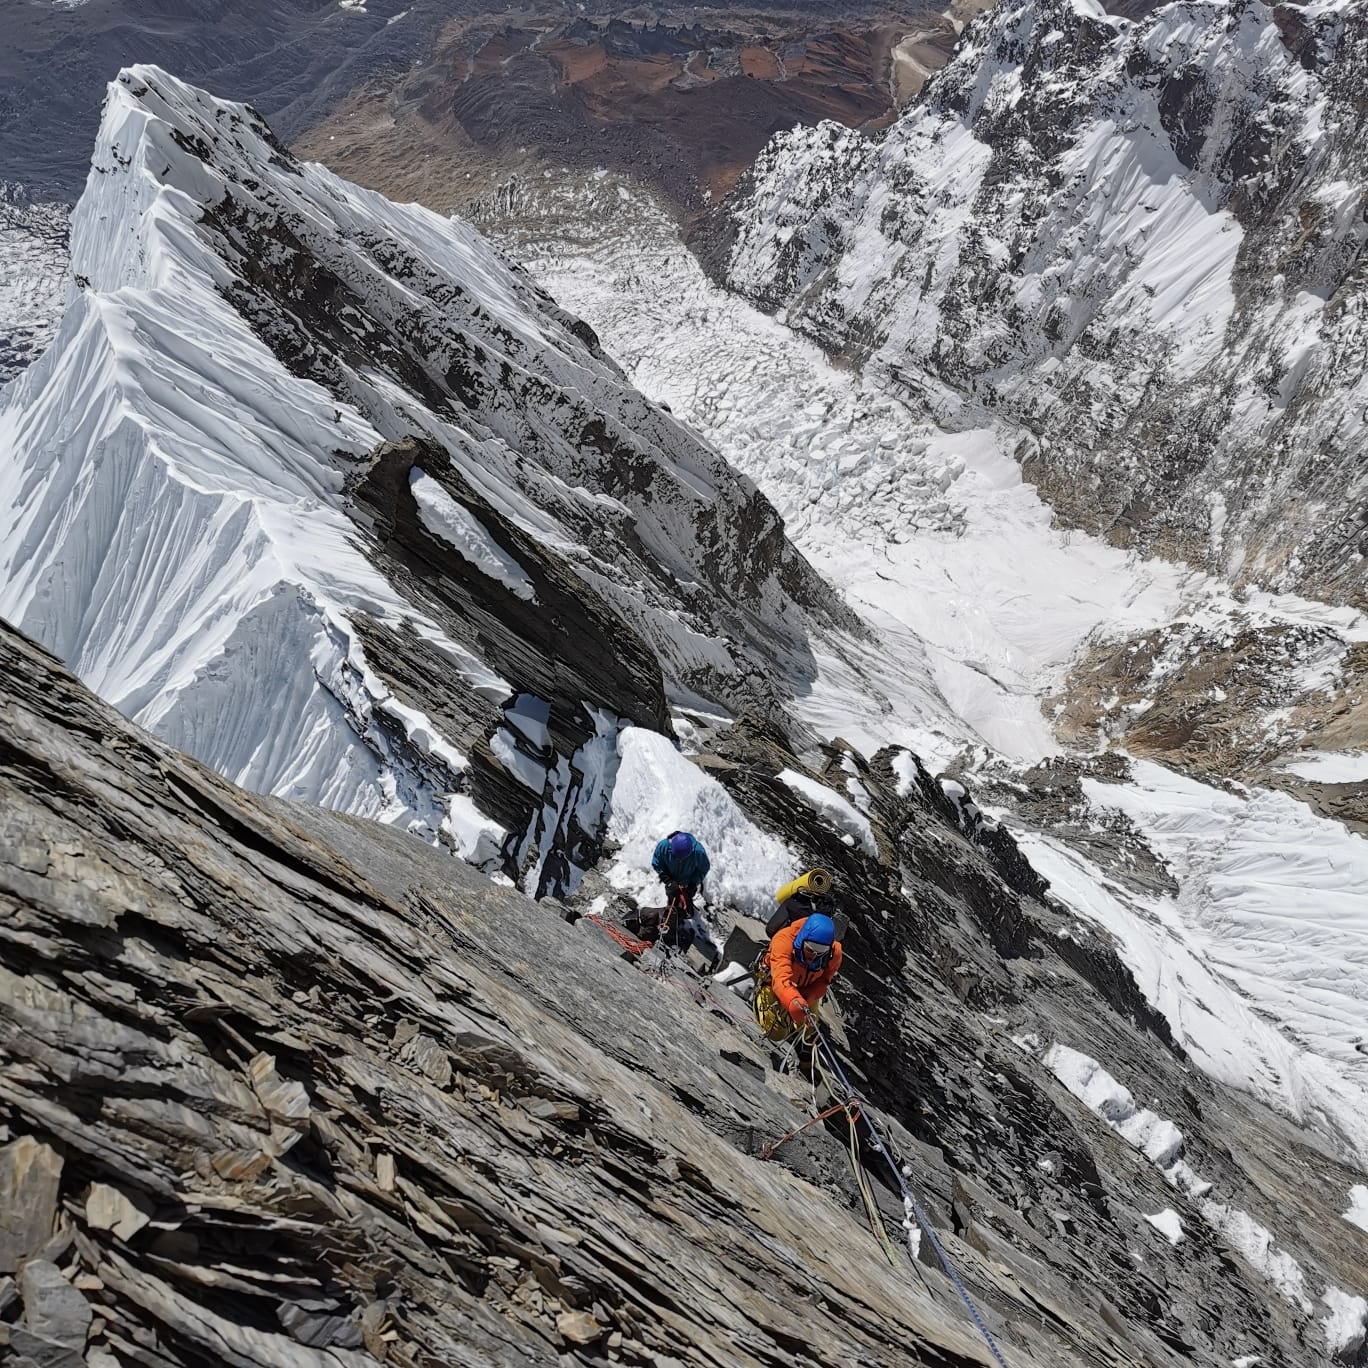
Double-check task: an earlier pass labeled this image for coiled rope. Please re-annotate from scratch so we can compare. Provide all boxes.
[800,1045,900,1267]
[582,914,652,958]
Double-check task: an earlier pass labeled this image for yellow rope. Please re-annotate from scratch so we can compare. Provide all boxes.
[808,1041,897,1264]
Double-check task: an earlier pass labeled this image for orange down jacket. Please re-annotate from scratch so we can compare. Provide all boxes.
[766,916,843,1019]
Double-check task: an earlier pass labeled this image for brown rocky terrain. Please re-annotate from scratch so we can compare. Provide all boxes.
[0,0,439,199]
[1049,618,1368,830]
[294,4,964,217]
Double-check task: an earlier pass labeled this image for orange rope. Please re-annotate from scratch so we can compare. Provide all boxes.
[758,1103,849,1160]
[583,914,652,957]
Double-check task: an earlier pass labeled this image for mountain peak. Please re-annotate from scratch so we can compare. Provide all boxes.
[718,0,1368,603]
[1,65,849,899]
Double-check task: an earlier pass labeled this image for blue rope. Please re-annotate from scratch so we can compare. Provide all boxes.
[807,1018,1013,1368]
[654,956,1010,1368]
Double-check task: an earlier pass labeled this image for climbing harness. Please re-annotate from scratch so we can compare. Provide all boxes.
[750,957,791,1042]
[750,947,827,1045]
[658,882,692,946]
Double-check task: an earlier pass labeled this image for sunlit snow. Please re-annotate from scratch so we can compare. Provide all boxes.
[1322,1287,1368,1358]
[411,471,536,601]
[1280,751,1368,784]
[777,769,879,857]
[496,170,1368,1171]
[1144,1209,1184,1245]
[1343,1184,1368,1234]
[604,727,795,919]
[498,180,1193,765]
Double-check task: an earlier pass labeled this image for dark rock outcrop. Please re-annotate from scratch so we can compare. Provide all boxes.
[3,619,1366,1364]
[0,618,993,1368]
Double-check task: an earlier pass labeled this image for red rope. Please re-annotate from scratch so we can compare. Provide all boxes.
[758,1103,849,1160]
[659,884,690,942]
[583,914,652,958]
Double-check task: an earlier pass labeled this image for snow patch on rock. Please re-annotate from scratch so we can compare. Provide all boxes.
[1043,1040,1362,1338]
[1322,1287,1368,1358]
[778,768,879,856]
[1343,1185,1368,1234]
[1143,1209,1184,1245]
[605,727,795,918]
[411,470,536,601]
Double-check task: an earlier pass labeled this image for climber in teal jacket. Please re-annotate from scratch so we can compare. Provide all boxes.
[651,831,710,897]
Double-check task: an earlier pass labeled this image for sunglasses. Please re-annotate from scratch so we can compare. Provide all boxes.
[799,941,832,965]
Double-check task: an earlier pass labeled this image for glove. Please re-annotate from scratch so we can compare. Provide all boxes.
[786,997,809,1025]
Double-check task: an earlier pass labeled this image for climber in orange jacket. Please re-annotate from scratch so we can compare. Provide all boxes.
[755,912,843,1041]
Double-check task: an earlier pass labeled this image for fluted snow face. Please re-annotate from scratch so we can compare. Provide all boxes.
[0,67,839,881]
[724,0,1368,601]
[1,71,503,829]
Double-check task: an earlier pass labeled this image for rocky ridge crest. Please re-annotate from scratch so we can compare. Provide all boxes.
[0,67,853,901]
[4,620,1366,1367]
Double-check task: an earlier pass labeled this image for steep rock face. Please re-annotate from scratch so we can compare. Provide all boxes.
[4,621,1365,1366]
[629,717,1368,1365]
[0,67,852,895]
[714,0,1368,604]
[0,620,986,1368]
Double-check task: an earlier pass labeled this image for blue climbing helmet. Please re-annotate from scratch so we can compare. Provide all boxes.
[669,831,694,858]
[793,912,836,967]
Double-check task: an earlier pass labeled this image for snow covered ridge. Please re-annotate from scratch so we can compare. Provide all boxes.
[1038,1042,1368,1360]
[0,66,849,894]
[718,0,1368,604]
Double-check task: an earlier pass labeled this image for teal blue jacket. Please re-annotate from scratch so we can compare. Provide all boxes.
[651,833,710,888]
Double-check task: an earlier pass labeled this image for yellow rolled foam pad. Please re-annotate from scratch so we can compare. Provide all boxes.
[773,867,832,905]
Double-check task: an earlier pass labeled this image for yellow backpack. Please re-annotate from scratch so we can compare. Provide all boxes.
[765,868,832,938]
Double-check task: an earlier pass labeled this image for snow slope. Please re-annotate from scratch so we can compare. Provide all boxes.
[719,0,1368,604]
[1037,1040,1366,1357]
[604,726,794,917]
[0,67,845,892]
[1016,762,1368,1172]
